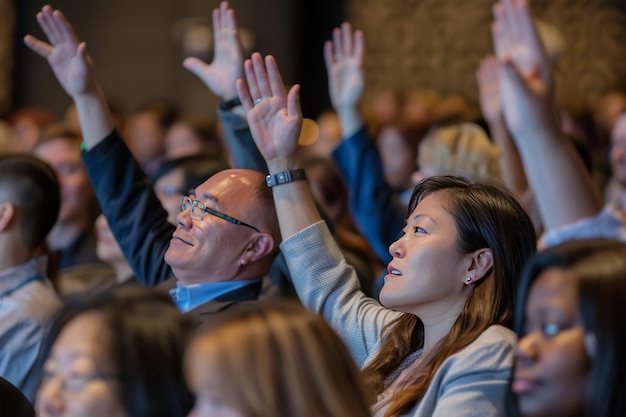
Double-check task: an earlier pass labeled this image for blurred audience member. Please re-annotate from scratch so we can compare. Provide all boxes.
[123,98,179,177]
[185,300,371,417]
[164,114,223,160]
[32,124,101,274]
[8,107,56,153]
[511,239,626,417]
[0,154,63,401]
[36,285,194,417]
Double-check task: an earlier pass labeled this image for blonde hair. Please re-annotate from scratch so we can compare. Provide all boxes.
[418,123,501,183]
[185,301,371,417]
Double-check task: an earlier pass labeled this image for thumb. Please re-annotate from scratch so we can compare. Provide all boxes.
[182,56,207,75]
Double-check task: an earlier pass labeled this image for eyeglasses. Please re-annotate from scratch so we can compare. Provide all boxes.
[179,195,261,232]
[41,369,115,393]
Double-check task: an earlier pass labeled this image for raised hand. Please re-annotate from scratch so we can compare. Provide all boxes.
[492,0,556,137]
[23,5,96,98]
[236,53,302,164]
[183,1,244,100]
[324,22,364,113]
[476,56,503,125]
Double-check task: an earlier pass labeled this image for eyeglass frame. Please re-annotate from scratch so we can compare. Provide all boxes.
[41,368,116,393]
[179,195,261,233]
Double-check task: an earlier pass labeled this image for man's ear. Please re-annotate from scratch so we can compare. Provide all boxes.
[0,202,15,233]
[465,248,494,284]
[241,233,275,265]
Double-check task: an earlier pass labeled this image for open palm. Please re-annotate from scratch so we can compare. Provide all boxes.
[23,5,94,98]
[236,53,302,162]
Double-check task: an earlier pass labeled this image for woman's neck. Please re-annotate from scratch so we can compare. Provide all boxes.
[419,297,467,354]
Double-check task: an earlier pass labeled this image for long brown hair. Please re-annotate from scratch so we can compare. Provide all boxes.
[186,300,372,417]
[363,176,536,416]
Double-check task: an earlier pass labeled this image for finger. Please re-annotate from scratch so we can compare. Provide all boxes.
[332,27,342,57]
[251,53,272,98]
[212,7,221,38]
[323,40,334,73]
[37,7,61,45]
[341,22,352,56]
[225,3,237,32]
[501,0,520,40]
[491,21,508,60]
[236,78,254,112]
[353,30,364,61]
[219,1,229,30]
[266,55,286,98]
[53,9,80,45]
[23,34,53,58]
[244,58,262,100]
[287,84,302,119]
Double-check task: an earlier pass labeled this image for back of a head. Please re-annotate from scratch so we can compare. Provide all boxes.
[0,154,60,250]
[42,285,194,417]
[418,123,501,183]
[185,300,371,417]
[35,123,82,150]
[514,239,626,417]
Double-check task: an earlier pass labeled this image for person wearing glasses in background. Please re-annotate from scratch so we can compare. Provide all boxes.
[24,6,282,324]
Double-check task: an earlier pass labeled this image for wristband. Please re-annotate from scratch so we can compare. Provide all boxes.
[265,169,306,188]
[219,97,242,111]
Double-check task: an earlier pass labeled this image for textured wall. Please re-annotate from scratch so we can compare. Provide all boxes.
[348,0,626,112]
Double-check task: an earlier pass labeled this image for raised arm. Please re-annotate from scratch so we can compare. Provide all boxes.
[235,53,317,237]
[325,23,365,138]
[477,56,528,198]
[236,54,399,363]
[183,1,243,103]
[184,1,267,171]
[493,0,602,230]
[23,5,113,148]
[328,23,404,262]
[25,6,174,286]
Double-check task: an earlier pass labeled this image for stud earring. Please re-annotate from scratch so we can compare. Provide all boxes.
[465,277,472,284]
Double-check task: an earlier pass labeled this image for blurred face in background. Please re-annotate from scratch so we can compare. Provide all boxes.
[34,138,94,225]
[37,312,126,417]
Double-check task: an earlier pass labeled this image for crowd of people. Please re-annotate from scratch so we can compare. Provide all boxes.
[0,0,624,416]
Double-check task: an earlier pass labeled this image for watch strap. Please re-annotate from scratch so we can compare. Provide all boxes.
[265,169,306,188]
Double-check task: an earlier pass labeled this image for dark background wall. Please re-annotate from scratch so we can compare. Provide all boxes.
[13,0,344,120]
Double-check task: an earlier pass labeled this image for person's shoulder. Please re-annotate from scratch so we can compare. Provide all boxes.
[446,325,516,370]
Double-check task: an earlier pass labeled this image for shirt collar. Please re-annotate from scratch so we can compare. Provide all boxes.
[0,256,48,295]
[170,279,261,313]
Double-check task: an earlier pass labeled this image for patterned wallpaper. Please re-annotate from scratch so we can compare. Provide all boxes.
[348,0,626,113]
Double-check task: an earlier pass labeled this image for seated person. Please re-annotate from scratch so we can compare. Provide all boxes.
[0,154,63,401]
[164,114,224,160]
[236,45,536,416]
[185,299,371,417]
[511,239,626,417]
[25,5,282,324]
[36,285,194,417]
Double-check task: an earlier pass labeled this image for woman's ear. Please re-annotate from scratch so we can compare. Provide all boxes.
[465,248,494,284]
[0,202,15,233]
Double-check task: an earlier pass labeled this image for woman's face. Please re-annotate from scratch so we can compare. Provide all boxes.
[37,312,127,417]
[380,192,470,318]
[513,267,591,417]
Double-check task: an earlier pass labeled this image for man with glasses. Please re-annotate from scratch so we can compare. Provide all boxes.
[25,6,282,322]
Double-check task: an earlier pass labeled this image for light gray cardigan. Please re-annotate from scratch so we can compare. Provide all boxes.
[281,221,514,417]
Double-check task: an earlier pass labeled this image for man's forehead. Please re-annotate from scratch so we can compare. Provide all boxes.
[195,170,259,199]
